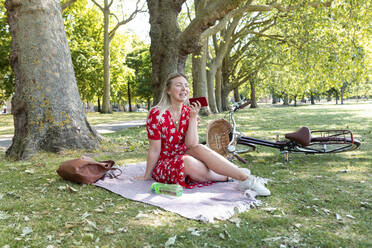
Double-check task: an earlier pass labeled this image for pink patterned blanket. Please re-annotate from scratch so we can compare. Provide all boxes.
[94,162,259,222]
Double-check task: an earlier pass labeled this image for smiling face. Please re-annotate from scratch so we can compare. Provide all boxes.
[167,76,190,104]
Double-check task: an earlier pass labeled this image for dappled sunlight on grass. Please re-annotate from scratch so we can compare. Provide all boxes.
[1,102,371,247]
[86,111,147,125]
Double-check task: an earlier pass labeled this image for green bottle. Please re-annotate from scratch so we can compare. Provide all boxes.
[150,182,183,197]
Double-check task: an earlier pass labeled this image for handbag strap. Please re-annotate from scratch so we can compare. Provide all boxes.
[103,167,122,179]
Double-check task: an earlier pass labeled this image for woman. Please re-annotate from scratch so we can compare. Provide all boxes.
[136,72,270,196]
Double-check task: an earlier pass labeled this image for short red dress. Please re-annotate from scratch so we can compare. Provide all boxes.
[146,104,214,188]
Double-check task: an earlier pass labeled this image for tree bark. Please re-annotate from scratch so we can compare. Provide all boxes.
[249,79,257,108]
[147,0,244,104]
[6,0,100,159]
[283,93,289,105]
[234,88,240,102]
[310,92,315,104]
[215,66,222,112]
[192,42,210,115]
[128,81,132,112]
[221,57,231,111]
[102,0,111,113]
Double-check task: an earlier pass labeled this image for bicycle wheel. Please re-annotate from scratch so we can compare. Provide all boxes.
[293,137,361,154]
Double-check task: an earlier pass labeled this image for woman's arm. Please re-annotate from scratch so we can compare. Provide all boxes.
[185,102,201,148]
[137,139,161,180]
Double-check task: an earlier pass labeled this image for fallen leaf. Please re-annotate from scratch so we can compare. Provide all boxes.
[118,227,128,233]
[104,227,115,234]
[294,223,302,228]
[0,193,4,199]
[94,208,105,213]
[187,227,200,236]
[66,184,78,193]
[0,211,10,220]
[24,216,30,221]
[335,213,342,221]
[229,217,241,227]
[164,235,177,247]
[21,227,33,237]
[25,169,35,174]
[135,212,149,219]
[346,214,355,219]
[58,186,67,191]
[86,220,98,230]
[360,202,371,209]
[219,233,226,240]
[322,208,331,215]
[261,207,278,213]
[81,212,91,219]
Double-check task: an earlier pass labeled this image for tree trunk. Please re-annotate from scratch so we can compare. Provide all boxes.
[310,93,315,104]
[207,66,218,113]
[221,57,231,111]
[327,91,332,101]
[128,81,132,112]
[250,80,257,108]
[97,98,101,112]
[283,93,289,105]
[233,88,240,102]
[215,67,222,112]
[192,41,210,115]
[5,0,99,159]
[147,0,244,104]
[147,1,181,105]
[101,0,111,113]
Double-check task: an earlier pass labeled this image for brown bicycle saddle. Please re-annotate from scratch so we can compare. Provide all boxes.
[285,127,311,147]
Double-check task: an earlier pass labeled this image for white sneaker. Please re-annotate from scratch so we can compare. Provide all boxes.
[238,175,271,196]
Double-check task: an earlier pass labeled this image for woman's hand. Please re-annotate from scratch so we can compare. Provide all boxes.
[190,100,201,119]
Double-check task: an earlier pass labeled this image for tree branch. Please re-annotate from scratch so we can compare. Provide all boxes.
[109,0,146,41]
[200,1,253,41]
[185,1,193,23]
[91,0,104,12]
[178,0,245,56]
[246,1,333,12]
[108,0,114,8]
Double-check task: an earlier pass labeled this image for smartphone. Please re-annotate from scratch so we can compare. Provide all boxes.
[189,97,208,107]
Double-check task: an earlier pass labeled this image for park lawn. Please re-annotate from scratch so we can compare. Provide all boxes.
[0,102,371,247]
[0,111,148,137]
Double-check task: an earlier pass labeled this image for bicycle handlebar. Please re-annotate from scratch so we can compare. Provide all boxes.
[239,101,251,109]
[232,100,251,112]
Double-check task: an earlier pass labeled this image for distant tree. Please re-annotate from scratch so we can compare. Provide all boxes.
[91,0,145,113]
[0,1,13,102]
[126,46,152,109]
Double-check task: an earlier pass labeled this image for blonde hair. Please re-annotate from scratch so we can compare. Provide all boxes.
[155,72,188,116]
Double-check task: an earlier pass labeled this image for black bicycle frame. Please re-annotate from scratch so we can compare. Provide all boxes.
[237,136,285,150]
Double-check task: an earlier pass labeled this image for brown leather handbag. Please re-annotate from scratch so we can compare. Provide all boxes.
[56,156,121,184]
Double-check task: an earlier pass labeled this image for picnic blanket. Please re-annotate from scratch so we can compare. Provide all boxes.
[94,162,261,222]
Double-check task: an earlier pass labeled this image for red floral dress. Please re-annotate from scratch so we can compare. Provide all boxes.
[146,104,214,188]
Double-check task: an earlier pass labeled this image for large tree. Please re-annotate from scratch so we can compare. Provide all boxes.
[91,0,144,113]
[5,0,100,159]
[147,0,245,104]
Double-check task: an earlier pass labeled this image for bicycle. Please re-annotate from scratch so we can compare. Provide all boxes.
[206,100,361,163]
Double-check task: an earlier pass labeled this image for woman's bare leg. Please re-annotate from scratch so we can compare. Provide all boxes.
[183,155,227,182]
[186,144,248,181]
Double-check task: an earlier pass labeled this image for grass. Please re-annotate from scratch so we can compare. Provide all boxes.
[0,102,371,247]
[0,111,148,137]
